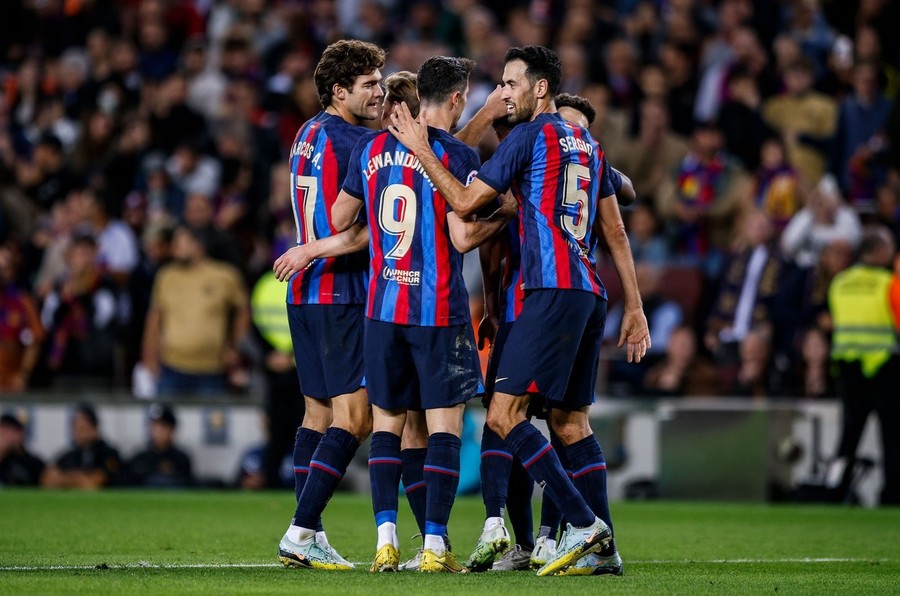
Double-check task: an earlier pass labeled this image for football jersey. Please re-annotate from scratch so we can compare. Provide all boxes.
[477,112,614,298]
[287,111,369,305]
[343,127,480,326]
[500,217,523,324]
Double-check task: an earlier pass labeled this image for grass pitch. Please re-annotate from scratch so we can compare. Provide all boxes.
[1,490,898,594]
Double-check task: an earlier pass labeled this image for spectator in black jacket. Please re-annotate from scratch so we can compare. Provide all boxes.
[0,412,44,486]
[126,405,193,488]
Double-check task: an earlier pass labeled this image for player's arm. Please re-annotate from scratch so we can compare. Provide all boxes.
[477,233,505,348]
[611,167,636,206]
[390,102,498,218]
[273,226,369,282]
[595,194,651,363]
[454,85,507,147]
[447,192,517,253]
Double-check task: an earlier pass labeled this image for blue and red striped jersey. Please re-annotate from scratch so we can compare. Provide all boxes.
[477,112,614,299]
[343,127,481,326]
[286,112,369,305]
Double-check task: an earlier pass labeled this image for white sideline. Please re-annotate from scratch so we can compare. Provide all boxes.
[0,557,887,571]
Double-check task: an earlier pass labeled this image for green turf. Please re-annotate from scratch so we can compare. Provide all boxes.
[1,490,898,594]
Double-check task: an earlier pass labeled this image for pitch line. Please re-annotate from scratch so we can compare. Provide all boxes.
[0,557,888,571]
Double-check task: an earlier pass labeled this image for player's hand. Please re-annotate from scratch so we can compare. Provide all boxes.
[477,311,500,349]
[618,307,651,363]
[497,192,518,218]
[481,85,508,120]
[273,245,315,282]
[389,101,429,155]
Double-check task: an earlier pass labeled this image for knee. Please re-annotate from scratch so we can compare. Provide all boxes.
[549,416,591,446]
[486,408,515,439]
[343,408,372,443]
[301,409,330,434]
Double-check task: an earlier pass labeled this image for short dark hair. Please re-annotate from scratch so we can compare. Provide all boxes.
[555,93,596,126]
[75,403,98,428]
[314,40,386,109]
[417,56,475,104]
[858,225,892,259]
[384,71,419,117]
[504,46,562,96]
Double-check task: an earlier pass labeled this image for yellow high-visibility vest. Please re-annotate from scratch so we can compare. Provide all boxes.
[829,265,898,377]
[251,272,293,354]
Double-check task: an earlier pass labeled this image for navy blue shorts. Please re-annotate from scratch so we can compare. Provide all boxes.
[365,318,480,411]
[493,289,606,409]
[288,304,365,400]
[482,320,548,419]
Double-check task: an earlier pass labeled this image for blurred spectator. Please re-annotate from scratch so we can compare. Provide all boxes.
[142,225,250,396]
[874,182,900,243]
[626,202,670,265]
[125,405,193,488]
[763,57,837,187]
[250,271,304,489]
[642,326,721,397]
[604,262,683,393]
[0,244,44,392]
[657,121,750,274]
[704,211,783,384]
[730,326,774,398]
[126,222,173,373]
[72,188,140,285]
[616,99,688,204]
[0,412,44,486]
[781,174,862,268]
[717,67,772,171]
[149,74,207,155]
[41,404,122,489]
[166,139,220,200]
[831,62,892,206]
[181,193,241,267]
[40,231,121,380]
[658,41,700,137]
[16,133,79,210]
[828,226,900,505]
[747,137,802,233]
[799,326,833,398]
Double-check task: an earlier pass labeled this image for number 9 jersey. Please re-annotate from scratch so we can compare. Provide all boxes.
[476,112,613,298]
[342,127,481,327]
[287,112,370,305]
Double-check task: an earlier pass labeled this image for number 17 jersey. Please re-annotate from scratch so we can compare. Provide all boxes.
[343,127,481,327]
[287,111,369,306]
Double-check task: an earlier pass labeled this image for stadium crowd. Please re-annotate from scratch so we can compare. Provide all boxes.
[0,0,898,404]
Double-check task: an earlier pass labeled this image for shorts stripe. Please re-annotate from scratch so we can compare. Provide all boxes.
[521,443,553,469]
[404,481,426,493]
[481,450,513,460]
[571,463,607,478]
[423,465,460,477]
[309,460,342,478]
[368,457,403,465]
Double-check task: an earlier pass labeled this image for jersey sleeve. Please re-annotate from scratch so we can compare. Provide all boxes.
[598,152,616,200]
[476,125,532,193]
[341,136,368,200]
[604,158,623,195]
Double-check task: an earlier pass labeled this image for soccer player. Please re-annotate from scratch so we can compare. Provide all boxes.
[389,46,650,576]
[331,56,516,573]
[273,39,385,570]
[470,94,636,574]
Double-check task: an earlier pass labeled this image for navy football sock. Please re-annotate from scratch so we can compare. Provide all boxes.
[506,457,535,549]
[504,420,594,528]
[480,424,513,519]
[401,447,428,536]
[292,427,323,531]
[566,435,613,534]
[423,432,462,540]
[369,431,402,528]
[538,432,567,537]
[292,427,359,530]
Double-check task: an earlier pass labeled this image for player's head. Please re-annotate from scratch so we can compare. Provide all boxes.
[501,46,561,123]
[417,56,476,129]
[314,39,385,123]
[555,93,596,129]
[382,70,418,128]
[491,115,515,142]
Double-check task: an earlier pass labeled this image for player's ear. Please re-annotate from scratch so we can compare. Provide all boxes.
[535,78,549,99]
[333,83,346,101]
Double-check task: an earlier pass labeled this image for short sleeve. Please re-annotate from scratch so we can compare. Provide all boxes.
[598,154,616,200]
[476,125,533,193]
[604,158,623,195]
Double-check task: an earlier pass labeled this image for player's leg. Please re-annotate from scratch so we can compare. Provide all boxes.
[488,456,532,571]
[414,324,479,573]
[530,429,565,568]
[468,320,514,570]
[549,296,622,576]
[398,409,428,571]
[365,318,417,572]
[279,305,364,570]
[486,290,611,576]
[369,406,407,572]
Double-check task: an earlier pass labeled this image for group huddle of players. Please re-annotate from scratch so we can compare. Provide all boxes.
[271,38,651,577]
